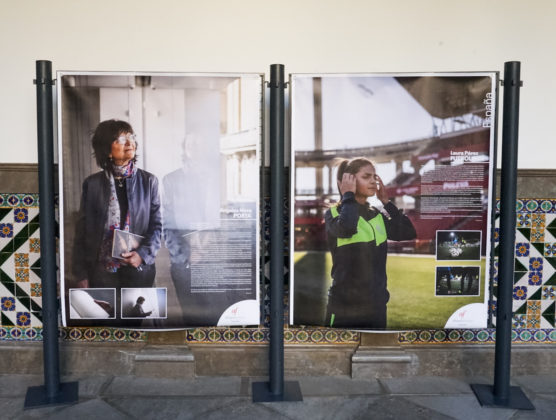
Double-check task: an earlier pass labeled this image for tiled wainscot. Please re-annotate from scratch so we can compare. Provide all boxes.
[0,194,42,336]
[1,194,556,345]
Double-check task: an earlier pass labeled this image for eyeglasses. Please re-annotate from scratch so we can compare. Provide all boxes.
[114,133,137,145]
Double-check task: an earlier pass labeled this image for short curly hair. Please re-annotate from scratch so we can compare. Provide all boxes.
[91,119,137,169]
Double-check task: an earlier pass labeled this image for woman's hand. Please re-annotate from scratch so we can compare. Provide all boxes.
[121,251,143,268]
[338,173,357,196]
[376,175,389,204]
[93,299,113,315]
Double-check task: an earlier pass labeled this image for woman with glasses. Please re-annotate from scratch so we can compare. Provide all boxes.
[72,119,161,296]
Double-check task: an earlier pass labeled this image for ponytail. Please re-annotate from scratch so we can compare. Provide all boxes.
[336,160,350,195]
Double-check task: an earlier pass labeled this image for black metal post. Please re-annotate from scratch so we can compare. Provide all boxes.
[269,63,286,396]
[471,62,533,410]
[252,64,302,403]
[24,60,78,409]
[494,61,521,402]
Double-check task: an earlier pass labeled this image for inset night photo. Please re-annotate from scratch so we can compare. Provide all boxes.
[435,266,480,296]
[436,230,481,261]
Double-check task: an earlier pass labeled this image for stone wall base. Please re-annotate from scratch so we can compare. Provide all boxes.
[352,344,556,379]
[2,341,555,379]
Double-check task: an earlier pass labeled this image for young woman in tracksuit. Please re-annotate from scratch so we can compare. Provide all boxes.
[324,158,416,329]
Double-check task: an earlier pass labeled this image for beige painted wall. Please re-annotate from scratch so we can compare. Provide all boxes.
[1,0,554,168]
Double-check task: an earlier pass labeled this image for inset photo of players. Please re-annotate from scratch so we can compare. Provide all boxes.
[436,230,481,261]
[435,266,480,296]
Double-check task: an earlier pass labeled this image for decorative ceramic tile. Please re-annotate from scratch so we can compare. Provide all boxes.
[61,327,146,342]
[400,329,493,344]
[493,199,556,332]
[542,286,556,300]
[187,327,268,344]
[284,327,359,345]
[30,283,41,297]
[0,326,42,341]
[185,327,359,345]
[512,314,527,329]
[29,238,40,253]
[517,213,531,227]
[0,194,41,331]
[1,297,15,311]
[399,328,556,344]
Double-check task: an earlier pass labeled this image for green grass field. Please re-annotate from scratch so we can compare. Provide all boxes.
[386,255,485,329]
[293,252,485,329]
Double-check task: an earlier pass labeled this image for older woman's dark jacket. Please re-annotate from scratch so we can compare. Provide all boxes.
[72,168,162,281]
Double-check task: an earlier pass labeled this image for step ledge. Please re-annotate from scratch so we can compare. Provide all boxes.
[352,350,412,364]
[134,346,195,363]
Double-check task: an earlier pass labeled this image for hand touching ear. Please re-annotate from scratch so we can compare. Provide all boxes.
[375,175,389,204]
[338,173,356,196]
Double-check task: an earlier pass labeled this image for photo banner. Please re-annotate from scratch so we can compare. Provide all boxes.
[290,73,498,330]
[58,72,262,328]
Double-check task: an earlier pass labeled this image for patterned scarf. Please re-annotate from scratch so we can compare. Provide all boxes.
[98,161,136,272]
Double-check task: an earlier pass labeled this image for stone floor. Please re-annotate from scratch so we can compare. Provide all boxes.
[1,374,555,419]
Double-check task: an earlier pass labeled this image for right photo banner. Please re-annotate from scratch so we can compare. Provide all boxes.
[290,73,498,330]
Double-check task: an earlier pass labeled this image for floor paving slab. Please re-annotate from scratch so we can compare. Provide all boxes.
[464,375,495,384]
[206,398,291,420]
[0,397,55,420]
[259,396,378,420]
[360,396,452,420]
[380,376,475,395]
[512,375,556,395]
[60,375,113,398]
[535,393,556,402]
[1,374,555,419]
[106,396,257,420]
[0,375,43,397]
[511,395,556,419]
[407,394,517,420]
[12,398,121,420]
[264,395,453,420]
[26,399,127,420]
[292,375,383,396]
[0,374,111,399]
[104,375,242,396]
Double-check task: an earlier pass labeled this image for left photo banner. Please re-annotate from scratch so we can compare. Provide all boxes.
[57,72,263,329]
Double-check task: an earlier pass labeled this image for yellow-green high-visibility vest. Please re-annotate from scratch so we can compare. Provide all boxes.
[330,206,387,247]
